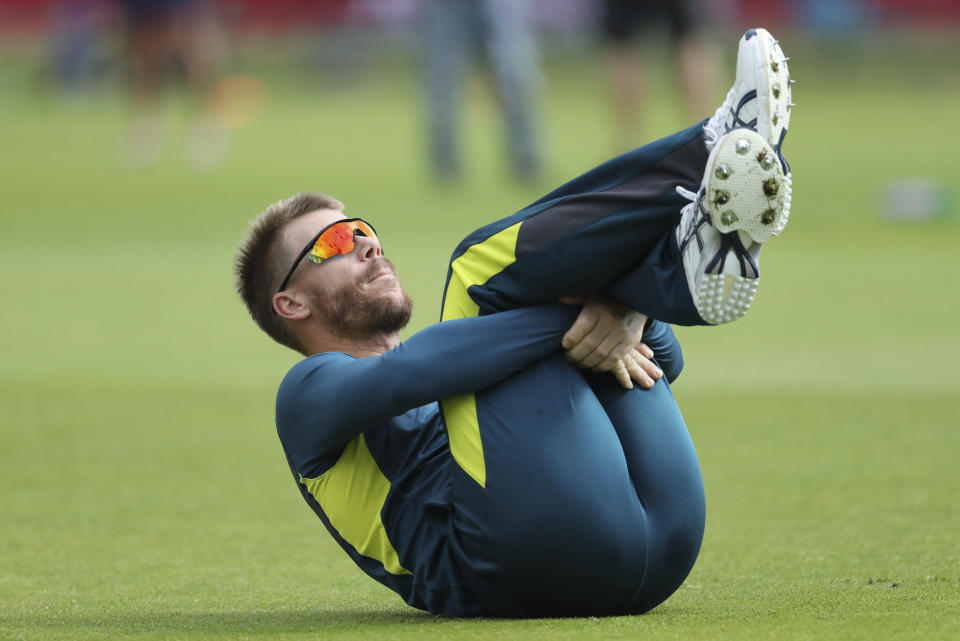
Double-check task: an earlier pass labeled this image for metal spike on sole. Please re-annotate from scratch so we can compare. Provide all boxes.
[705,129,789,244]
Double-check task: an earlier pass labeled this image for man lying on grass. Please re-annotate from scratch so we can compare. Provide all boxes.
[234,28,793,617]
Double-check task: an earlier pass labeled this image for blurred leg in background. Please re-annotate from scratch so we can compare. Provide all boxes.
[51,0,109,94]
[122,0,175,164]
[421,0,542,183]
[422,0,468,181]
[120,0,229,167]
[601,0,721,151]
[479,0,541,183]
[179,0,231,167]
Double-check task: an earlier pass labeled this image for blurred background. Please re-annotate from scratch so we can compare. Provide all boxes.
[2,1,959,638]
[1,0,957,388]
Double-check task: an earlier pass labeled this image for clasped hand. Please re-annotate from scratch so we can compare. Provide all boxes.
[560,297,663,390]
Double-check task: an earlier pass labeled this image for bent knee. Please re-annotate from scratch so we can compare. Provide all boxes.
[627,516,705,613]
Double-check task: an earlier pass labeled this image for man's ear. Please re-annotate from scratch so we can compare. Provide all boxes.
[273,291,311,320]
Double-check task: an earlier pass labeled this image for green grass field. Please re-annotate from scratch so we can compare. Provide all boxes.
[2,33,959,640]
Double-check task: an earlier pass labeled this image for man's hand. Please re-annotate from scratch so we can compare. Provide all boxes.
[609,344,663,390]
[561,297,662,389]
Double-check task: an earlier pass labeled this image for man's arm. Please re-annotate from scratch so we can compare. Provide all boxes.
[277,304,580,458]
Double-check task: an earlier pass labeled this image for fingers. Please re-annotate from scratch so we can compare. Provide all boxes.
[581,333,626,370]
[612,361,633,390]
[624,348,663,389]
[566,330,610,365]
[584,339,658,377]
[564,301,656,375]
[641,349,664,382]
[592,337,638,372]
[561,304,600,352]
[591,348,664,391]
[569,323,664,389]
[637,342,654,359]
[626,356,655,388]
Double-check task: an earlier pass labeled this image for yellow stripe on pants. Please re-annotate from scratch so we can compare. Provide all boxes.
[440,222,522,488]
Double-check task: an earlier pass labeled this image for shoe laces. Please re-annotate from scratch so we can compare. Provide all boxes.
[676,185,701,228]
[676,185,699,203]
[703,87,737,150]
[675,185,704,248]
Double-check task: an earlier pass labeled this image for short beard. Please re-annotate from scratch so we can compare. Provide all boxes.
[311,259,413,340]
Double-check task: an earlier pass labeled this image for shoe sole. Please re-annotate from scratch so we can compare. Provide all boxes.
[704,129,788,243]
[692,129,788,324]
[741,28,792,154]
[695,268,759,325]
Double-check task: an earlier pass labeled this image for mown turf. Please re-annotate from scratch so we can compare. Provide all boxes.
[1,33,958,640]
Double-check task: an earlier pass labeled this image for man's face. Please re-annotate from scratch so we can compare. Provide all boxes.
[282,209,413,338]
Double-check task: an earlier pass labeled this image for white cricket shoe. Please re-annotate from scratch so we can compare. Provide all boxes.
[677,129,790,325]
[704,28,793,175]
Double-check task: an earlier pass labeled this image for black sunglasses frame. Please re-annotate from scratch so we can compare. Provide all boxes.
[275,217,379,295]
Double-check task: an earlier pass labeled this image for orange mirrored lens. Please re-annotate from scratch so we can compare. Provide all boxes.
[308,219,377,264]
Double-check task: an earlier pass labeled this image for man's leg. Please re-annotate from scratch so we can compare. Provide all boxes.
[480,0,541,181]
[441,120,710,326]
[438,119,712,511]
[438,122,712,616]
[440,29,793,327]
[443,355,706,617]
[447,352,652,616]
[441,29,793,615]
[422,0,469,179]
[585,372,705,614]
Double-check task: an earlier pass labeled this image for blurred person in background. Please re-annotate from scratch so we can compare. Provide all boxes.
[120,0,230,166]
[421,0,542,183]
[51,0,110,93]
[601,0,722,150]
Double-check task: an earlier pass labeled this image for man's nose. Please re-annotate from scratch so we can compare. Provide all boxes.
[355,234,382,260]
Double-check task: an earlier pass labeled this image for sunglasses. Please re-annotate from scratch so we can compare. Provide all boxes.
[276,217,379,294]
